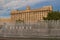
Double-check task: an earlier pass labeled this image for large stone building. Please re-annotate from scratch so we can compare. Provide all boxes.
[11,5,53,23]
[0,5,53,23]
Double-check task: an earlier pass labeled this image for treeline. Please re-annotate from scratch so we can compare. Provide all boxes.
[43,11,60,20]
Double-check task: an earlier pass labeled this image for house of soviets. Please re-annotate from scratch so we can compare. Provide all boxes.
[11,5,53,23]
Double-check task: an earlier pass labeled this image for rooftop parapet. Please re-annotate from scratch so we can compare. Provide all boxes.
[11,5,53,14]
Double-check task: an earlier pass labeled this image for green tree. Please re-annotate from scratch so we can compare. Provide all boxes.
[15,19,24,26]
[43,11,60,36]
[43,11,60,20]
[16,19,24,24]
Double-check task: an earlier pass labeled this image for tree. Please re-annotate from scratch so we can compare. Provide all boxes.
[43,11,60,36]
[15,19,24,25]
[14,19,24,30]
[43,11,60,20]
[16,19,24,23]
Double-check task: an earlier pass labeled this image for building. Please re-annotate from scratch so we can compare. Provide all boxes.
[0,5,53,23]
[0,18,11,24]
[11,5,53,23]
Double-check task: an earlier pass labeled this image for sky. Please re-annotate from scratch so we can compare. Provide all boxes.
[0,0,60,18]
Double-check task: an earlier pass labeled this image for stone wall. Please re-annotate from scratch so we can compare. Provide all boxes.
[0,21,60,37]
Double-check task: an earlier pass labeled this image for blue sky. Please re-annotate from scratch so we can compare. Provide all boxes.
[0,0,60,18]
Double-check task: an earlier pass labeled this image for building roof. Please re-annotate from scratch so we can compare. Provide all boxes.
[11,5,53,14]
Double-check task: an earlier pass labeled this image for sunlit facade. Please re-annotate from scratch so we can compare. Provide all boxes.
[11,6,52,23]
[0,6,52,23]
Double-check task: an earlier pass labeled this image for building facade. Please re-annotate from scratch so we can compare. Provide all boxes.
[11,5,53,23]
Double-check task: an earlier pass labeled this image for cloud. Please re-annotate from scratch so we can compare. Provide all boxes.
[3,0,49,9]
[0,0,57,18]
[0,16,10,18]
[0,0,5,5]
